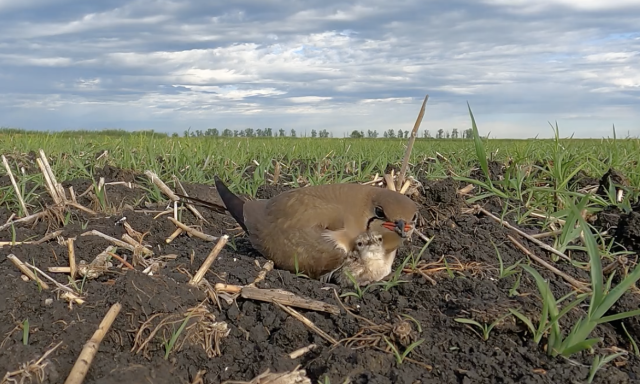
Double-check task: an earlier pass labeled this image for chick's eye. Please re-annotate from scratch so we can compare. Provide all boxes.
[374,206,385,218]
[357,241,363,247]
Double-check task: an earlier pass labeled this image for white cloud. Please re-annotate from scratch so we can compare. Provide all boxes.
[0,0,638,137]
[287,96,333,103]
[483,0,640,12]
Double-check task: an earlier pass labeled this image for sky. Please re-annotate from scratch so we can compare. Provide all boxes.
[0,0,638,139]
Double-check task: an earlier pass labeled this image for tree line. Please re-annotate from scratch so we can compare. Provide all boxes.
[183,127,474,139]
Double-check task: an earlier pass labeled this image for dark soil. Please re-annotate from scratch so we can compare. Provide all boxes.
[1,165,640,384]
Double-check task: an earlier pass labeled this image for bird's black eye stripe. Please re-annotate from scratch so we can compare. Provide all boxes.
[366,216,376,229]
[366,206,386,229]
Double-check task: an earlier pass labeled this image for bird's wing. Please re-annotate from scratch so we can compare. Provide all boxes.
[241,184,371,278]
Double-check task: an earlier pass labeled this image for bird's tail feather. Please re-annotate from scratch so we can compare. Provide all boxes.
[173,193,227,214]
[214,176,248,232]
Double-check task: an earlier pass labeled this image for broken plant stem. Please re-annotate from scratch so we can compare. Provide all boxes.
[0,211,47,232]
[221,366,311,384]
[107,252,135,270]
[508,235,590,292]
[398,94,429,190]
[144,170,180,201]
[2,341,64,383]
[399,179,412,195]
[64,303,122,384]
[168,217,218,242]
[166,228,184,243]
[274,301,338,345]
[602,256,628,275]
[190,370,207,384]
[0,230,63,248]
[37,149,66,205]
[384,172,396,192]
[531,229,564,239]
[66,202,97,216]
[332,288,377,327]
[7,254,50,290]
[4,213,15,224]
[121,233,147,250]
[80,230,153,256]
[248,260,274,287]
[361,173,383,186]
[458,184,475,196]
[474,205,572,263]
[35,230,64,244]
[190,235,229,286]
[414,230,432,244]
[68,237,77,279]
[21,260,85,300]
[242,286,339,315]
[172,176,208,223]
[529,211,567,225]
[2,155,29,216]
[215,283,241,294]
[288,344,317,359]
[215,284,341,315]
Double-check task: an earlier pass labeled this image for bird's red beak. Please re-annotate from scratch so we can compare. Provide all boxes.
[382,220,413,237]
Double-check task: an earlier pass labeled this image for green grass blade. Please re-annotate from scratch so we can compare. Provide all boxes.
[596,308,640,324]
[571,196,604,313]
[561,337,601,357]
[467,103,492,188]
[509,309,536,335]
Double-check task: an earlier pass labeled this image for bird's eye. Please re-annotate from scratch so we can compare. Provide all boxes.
[374,206,385,218]
[376,235,382,242]
[357,241,363,247]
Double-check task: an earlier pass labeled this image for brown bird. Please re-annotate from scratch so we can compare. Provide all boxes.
[177,176,418,281]
[319,230,388,287]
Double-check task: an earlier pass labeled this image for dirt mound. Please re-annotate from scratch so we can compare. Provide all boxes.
[616,211,640,252]
[468,160,505,182]
[1,168,640,384]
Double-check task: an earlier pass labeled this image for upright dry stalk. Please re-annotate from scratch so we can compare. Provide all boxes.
[2,155,29,216]
[397,94,429,190]
[68,238,77,279]
[37,149,66,204]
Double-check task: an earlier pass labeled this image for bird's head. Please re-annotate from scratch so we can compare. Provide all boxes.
[366,188,418,250]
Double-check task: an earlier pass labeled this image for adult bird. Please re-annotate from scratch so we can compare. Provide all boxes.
[177,176,419,281]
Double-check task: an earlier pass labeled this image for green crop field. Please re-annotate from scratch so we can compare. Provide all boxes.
[1,127,638,188]
[1,122,639,225]
[1,119,639,244]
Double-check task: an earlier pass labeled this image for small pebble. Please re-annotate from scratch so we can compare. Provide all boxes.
[21,275,29,282]
[44,298,53,305]
[227,304,240,320]
[379,290,392,303]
